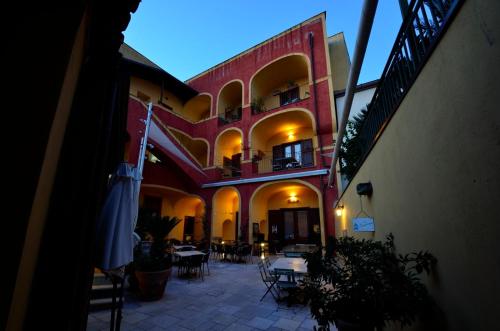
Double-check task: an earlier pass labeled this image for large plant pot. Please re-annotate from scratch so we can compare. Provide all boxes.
[135,268,171,301]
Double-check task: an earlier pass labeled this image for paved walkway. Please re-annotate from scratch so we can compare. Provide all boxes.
[87,257,336,331]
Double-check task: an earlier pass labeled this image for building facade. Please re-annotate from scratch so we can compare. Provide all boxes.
[124,13,349,249]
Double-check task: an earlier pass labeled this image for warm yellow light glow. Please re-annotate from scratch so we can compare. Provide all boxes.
[287,131,295,141]
[260,243,265,247]
[260,254,265,260]
[336,205,343,217]
[288,196,298,202]
[221,241,225,245]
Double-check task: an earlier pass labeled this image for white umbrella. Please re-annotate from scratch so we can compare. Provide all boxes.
[94,162,141,271]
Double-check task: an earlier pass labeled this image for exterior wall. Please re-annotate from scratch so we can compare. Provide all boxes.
[334,1,500,329]
[335,86,376,122]
[127,13,340,242]
[328,33,350,92]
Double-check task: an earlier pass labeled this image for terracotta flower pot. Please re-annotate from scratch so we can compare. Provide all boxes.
[135,268,171,301]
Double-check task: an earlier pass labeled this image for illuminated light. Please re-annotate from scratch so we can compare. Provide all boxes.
[260,243,265,247]
[221,241,225,245]
[260,254,265,260]
[336,204,344,217]
[287,131,295,141]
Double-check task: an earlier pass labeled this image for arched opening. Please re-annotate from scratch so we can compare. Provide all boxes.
[212,187,240,243]
[249,109,315,174]
[183,94,211,122]
[139,185,206,242]
[250,54,310,114]
[249,180,324,248]
[168,128,209,167]
[217,80,243,125]
[214,128,242,178]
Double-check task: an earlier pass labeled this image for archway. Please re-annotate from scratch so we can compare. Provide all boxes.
[249,179,325,246]
[214,128,243,177]
[249,109,316,174]
[211,187,241,242]
[140,185,206,242]
[217,80,243,124]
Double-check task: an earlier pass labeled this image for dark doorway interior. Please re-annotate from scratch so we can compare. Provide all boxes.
[268,208,320,252]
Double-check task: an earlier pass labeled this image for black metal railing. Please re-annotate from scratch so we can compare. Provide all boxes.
[358,0,462,159]
[218,106,242,126]
[252,151,314,174]
[251,81,310,115]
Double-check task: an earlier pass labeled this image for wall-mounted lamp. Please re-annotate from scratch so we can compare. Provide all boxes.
[287,131,295,141]
[288,194,299,203]
[335,204,344,217]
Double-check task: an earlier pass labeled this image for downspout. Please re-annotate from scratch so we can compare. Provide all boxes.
[327,0,379,188]
[309,32,329,243]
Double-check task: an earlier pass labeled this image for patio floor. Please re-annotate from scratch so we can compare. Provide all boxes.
[87,256,336,331]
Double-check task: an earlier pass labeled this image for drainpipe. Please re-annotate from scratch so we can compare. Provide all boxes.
[308,32,327,169]
[327,0,379,188]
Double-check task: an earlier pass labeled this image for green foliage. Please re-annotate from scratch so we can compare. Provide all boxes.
[339,109,367,182]
[303,234,437,330]
[251,97,265,114]
[133,210,182,272]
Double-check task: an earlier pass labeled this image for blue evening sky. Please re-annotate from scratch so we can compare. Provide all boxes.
[124,0,402,84]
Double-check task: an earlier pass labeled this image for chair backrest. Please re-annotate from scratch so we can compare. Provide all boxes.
[264,256,271,267]
[273,268,296,283]
[189,254,203,267]
[257,261,270,281]
[202,251,210,263]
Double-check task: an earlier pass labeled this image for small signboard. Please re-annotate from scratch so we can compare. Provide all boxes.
[353,217,375,232]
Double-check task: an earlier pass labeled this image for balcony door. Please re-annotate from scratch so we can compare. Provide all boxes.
[272,139,313,171]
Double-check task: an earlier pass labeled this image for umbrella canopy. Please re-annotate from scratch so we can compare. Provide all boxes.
[95,162,141,271]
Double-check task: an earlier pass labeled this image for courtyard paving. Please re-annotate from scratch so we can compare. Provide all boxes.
[87,256,336,331]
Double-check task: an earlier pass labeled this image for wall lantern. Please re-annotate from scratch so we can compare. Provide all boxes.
[335,204,344,217]
[288,196,299,203]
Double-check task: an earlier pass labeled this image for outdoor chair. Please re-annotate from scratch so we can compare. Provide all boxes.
[201,250,210,276]
[189,255,204,281]
[264,256,271,268]
[272,268,298,306]
[258,260,278,301]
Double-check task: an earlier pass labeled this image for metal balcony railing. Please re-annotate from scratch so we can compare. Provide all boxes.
[358,0,462,159]
[251,81,310,115]
[252,151,314,174]
[218,107,242,126]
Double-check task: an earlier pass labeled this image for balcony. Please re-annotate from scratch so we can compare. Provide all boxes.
[217,80,243,126]
[250,54,310,115]
[218,106,242,126]
[252,143,314,174]
[358,0,460,160]
[214,128,242,178]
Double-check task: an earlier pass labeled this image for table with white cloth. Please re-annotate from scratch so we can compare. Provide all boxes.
[268,257,308,275]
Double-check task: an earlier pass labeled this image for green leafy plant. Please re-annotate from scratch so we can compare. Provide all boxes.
[339,108,367,182]
[303,234,437,331]
[133,211,182,272]
[251,97,265,114]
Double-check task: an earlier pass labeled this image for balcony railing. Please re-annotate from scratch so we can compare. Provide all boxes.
[252,151,314,174]
[217,164,242,178]
[251,82,310,115]
[218,107,242,126]
[358,0,462,159]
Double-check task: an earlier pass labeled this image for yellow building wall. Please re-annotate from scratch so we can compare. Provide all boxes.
[335,1,500,329]
[268,190,319,210]
[328,33,350,92]
[129,77,184,115]
[212,190,239,240]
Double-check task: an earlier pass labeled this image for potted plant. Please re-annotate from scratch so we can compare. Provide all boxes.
[303,234,437,331]
[250,97,265,114]
[132,211,181,301]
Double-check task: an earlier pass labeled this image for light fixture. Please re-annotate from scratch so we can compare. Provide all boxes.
[287,131,295,141]
[260,242,265,247]
[288,193,299,203]
[335,204,344,217]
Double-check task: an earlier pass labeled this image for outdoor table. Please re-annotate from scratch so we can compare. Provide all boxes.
[268,257,308,275]
[282,244,317,257]
[174,250,205,258]
[173,245,197,251]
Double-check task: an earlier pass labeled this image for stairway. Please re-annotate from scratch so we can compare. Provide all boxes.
[89,270,124,312]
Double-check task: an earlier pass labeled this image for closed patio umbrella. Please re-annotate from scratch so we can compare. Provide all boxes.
[95,162,140,271]
[93,103,153,331]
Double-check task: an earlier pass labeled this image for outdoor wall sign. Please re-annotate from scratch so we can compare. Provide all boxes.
[352,217,375,232]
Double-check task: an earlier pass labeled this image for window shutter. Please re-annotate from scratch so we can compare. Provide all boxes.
[301,139,313,166]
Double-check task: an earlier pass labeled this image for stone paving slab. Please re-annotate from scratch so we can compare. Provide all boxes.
[88,257,336,331]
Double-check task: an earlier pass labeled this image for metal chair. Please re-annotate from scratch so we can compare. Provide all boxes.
[258,260,278,301]
[272,268,298,306]
[201,250,210,275]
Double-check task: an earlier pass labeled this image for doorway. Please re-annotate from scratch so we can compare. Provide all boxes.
[268,208,320,250]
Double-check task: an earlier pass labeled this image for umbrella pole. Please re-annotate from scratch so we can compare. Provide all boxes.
[136,102,153,178]
[110,277,117,331]
[115,276,125,331]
